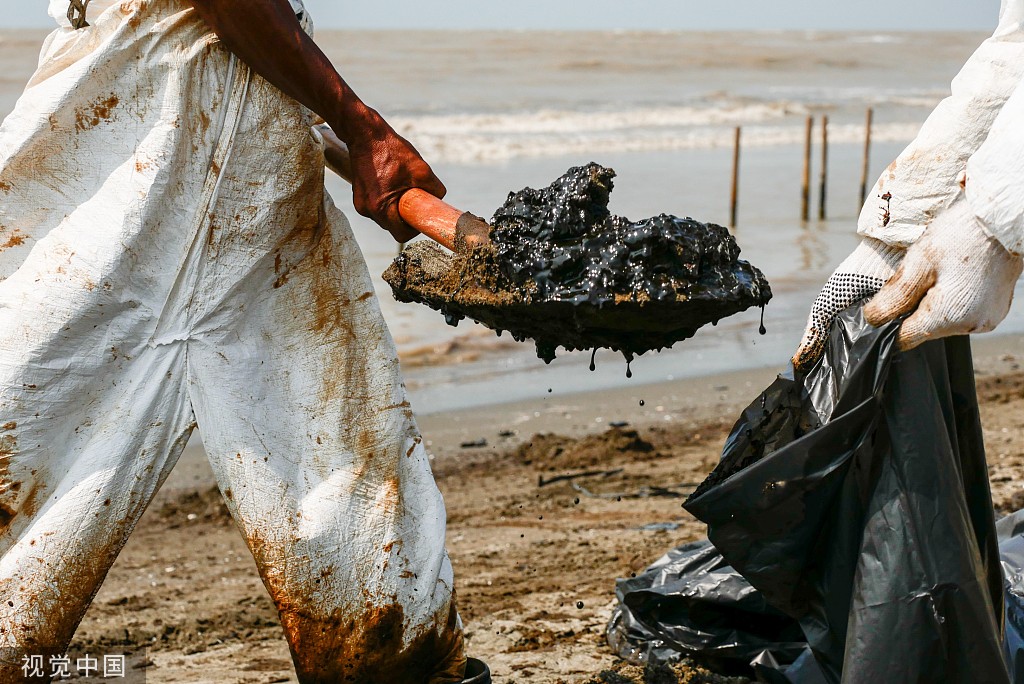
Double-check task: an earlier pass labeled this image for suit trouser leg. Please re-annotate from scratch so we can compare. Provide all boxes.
[0,322,196,678]
[186,206,465,684]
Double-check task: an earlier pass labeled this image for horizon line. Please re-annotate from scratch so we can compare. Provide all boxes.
[0,25,994,34]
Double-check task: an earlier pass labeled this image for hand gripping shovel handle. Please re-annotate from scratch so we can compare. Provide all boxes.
[318,125,489,252]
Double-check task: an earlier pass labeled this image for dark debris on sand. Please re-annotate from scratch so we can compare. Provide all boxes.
[581,660,751,684]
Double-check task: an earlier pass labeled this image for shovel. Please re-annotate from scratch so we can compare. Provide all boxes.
[316,124,489,252]
[317,124,772,365]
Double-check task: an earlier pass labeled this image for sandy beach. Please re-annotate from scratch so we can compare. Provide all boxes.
[59,331,1024,683]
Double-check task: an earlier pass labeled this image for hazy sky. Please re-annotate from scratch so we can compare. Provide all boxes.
[4,0,1003,31]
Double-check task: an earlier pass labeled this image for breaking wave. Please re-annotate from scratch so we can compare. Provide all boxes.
[392,104,924,164]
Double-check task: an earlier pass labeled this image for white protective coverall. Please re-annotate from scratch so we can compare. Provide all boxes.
[858,0,1024,256]
[793,0,1024,365]
[0,1,463,681]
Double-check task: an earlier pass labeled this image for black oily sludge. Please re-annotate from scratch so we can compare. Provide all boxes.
[383,163,772,365]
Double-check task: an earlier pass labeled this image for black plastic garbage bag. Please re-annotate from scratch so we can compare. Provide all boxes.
[608,523,1024,683]
[678,306,1007,683]
[606,539,807,668]
[607,538,825,682]
[1002,510,1024,681]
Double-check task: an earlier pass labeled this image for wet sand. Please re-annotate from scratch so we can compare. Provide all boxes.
[63,332,1024,683]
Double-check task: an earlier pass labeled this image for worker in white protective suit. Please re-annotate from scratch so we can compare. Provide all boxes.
[0,0,475,682]
[794,0,1024,369]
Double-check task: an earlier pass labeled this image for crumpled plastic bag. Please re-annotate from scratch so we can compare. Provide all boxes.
[607,539,824,682]
[607,539,806,668]
[608,522,1024,683]
[608,305,1011,683]
[1001,509,1024,681]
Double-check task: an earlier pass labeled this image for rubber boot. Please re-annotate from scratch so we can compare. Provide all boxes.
[462,657,491,684]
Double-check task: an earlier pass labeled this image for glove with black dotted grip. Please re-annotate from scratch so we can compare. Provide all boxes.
[792,237,905,371]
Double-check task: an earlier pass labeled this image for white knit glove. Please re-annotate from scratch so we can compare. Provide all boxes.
[864,198,1024,350]
[792,238,905,371]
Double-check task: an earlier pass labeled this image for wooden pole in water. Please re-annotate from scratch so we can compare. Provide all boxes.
[730,126,741,228]
[818,115,829,220]
[801,116,812,222]
[859,107,874,208]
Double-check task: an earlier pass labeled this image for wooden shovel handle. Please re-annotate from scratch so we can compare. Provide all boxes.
[397,189,464,251]
[318,124,473,251]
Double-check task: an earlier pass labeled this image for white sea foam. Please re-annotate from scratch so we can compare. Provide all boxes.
[764,86,947,108]
[394,108,922,164]
[393,102,806,137]
[846,34,906,44]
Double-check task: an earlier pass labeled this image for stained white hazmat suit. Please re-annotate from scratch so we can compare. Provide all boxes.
[796,0,1024,364]
[859,0,1024,254]
[0,1,464,682]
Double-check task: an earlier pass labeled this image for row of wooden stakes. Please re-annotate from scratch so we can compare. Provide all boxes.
[728,108,876,227]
